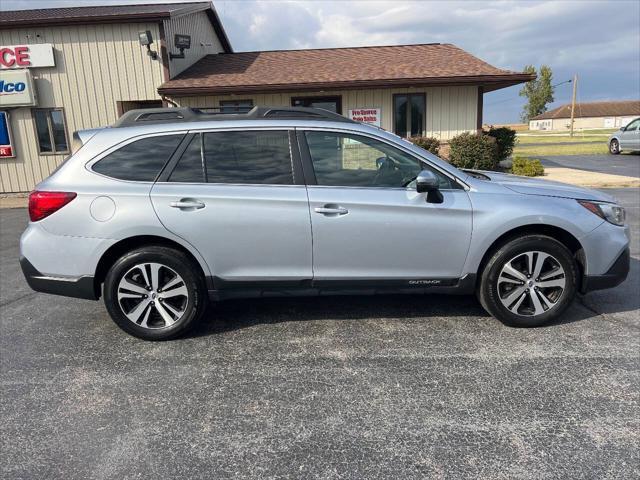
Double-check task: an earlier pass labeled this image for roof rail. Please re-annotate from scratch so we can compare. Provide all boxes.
[113,106,357,128]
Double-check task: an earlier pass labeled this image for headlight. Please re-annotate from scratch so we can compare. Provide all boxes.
[578,200,626,226]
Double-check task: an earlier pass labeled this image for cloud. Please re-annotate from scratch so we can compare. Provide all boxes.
[2,0,638,122]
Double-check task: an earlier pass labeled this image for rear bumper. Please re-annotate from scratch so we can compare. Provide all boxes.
[581,247,630,294]
[20,256,98,300]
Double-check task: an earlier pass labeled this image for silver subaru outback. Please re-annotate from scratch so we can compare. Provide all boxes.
[20,107,630,340]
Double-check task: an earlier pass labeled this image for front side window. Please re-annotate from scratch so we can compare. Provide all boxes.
[304,131,456,189]
[92,134,183,181]
[198,130,293,185]
[219,99,254,113]
[33,109,69,154]
[393,94,425,137]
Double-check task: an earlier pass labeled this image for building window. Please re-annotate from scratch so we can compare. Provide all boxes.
[219,99,254,113]
[291,96,342,114]
[33,109,69,154]
[393,93,425,137]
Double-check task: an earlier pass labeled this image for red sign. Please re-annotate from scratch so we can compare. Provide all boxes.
[0,46,30,68]
[0,44,55,70]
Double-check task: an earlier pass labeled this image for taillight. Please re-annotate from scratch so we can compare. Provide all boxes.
[28,191,77,222]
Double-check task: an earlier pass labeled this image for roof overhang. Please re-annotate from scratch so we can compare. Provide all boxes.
[158,73,535,97]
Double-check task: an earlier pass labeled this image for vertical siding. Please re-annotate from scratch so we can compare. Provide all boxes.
[163,11,224,78]
[173,85,478,141]
[0,23,165,192]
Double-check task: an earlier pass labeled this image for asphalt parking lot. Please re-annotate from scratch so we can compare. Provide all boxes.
[1,188,639,479]
[539,154,640,178]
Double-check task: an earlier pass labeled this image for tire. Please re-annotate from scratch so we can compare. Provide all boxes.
[477,235,577,328]
[609,139,620,154]
[103,246,208,340]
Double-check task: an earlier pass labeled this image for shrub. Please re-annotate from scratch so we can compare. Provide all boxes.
[511,156,544,177]
[409,136,440,156]
[485,127,517,163]
[448,132,498,170]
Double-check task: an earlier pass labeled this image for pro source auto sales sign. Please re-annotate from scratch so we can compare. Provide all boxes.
[348,108,381,127]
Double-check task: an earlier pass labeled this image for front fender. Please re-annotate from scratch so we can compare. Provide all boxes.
[463,192,604,275]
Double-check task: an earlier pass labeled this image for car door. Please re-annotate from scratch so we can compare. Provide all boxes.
[298,128,473,284]
[151,129,312,286]
[620,118,640,150]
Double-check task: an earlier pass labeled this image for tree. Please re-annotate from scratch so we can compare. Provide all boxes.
[519,65,554,122]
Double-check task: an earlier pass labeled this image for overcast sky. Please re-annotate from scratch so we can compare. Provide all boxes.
[3,0,639,124]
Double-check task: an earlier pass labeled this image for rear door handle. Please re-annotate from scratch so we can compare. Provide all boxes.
[170,199,205,210]
[314,206,349,215]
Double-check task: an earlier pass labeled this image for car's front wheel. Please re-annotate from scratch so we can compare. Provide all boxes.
[103,246,208,340]
[478,235,577,327]
[609,139,620,154]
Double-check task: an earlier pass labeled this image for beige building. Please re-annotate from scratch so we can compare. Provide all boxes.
[0,2,533,193]
[529,100,640,131]
[0,2,231,193]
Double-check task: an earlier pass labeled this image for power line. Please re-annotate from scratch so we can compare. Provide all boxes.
[485,79,573,106]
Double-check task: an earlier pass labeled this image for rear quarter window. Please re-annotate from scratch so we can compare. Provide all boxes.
[92,134,183,181]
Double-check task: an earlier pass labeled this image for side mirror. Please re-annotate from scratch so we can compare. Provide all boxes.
[416,170,443,204]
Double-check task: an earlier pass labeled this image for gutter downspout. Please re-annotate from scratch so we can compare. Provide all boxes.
[161,95,179,107]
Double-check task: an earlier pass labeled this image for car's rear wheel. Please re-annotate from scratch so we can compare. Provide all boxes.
[104,246,208,340]
[478,235,577,327]
[609,139,620,154]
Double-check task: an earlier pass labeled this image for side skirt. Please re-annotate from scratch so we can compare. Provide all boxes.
[207,274,477,301]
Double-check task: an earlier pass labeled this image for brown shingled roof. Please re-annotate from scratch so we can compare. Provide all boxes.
[532,100,640,120]
[158,43,535,96]
[0,2,232,52]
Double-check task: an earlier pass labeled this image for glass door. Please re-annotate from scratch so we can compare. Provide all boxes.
[393,93,425,137]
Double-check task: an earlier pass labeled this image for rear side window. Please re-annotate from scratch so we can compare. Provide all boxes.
[168,135,203,182]
[203,130,293,185]
[92,134,183,181]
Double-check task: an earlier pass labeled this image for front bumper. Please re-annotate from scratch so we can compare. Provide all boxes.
[581,247,630,293]
[20,256,98,300]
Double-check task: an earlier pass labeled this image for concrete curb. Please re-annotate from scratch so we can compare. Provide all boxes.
[542,167,640,188]
[0,197,28,209]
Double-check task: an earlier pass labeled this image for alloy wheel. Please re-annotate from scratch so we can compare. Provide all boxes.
[610,140,619,154]
[497,251,566,317]
[117,262,189,329]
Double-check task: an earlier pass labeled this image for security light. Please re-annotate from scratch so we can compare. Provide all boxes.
[138,30,158,60]
[138,30,152,46]
[170,34,192,59]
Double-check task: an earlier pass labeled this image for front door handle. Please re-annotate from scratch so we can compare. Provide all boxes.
[170,199,205,210]
[314,205,349,216]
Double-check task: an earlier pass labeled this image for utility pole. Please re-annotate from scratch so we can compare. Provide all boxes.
[569,74,578,137]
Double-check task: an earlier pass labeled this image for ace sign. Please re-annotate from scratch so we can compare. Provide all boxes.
[348,108,381,127]
[0,44,55,70]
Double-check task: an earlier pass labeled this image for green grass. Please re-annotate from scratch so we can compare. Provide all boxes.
[518,128,616,136]
[513,142,609,156]
[516,135,608,144]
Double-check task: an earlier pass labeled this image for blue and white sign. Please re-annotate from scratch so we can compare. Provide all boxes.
[0,111,15,158]
[0,69,36,107]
